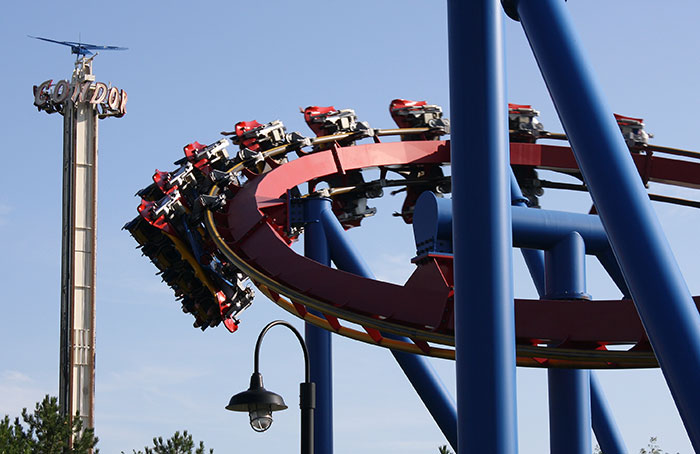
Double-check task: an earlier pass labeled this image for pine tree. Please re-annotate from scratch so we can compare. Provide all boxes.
[125,430,213,454]
[0,395,98,453]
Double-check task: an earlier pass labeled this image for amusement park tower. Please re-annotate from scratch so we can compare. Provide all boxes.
[32,37,127,432]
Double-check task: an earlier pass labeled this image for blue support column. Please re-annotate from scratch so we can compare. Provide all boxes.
[318,208,458,451]
[548,369,591,454]
[591,373,627,454]
[303,197,333,454]
[545,232,591,454]
[544,232,589,301]
[448,0,518,451]
[510,173,627,453]
[512,0,700,449]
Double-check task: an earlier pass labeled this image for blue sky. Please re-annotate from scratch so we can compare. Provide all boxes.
[2,1,699,453]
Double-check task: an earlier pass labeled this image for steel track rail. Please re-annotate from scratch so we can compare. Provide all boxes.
[198,132,692,368]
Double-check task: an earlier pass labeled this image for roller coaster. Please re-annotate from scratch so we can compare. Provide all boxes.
[125,100,700,371]
[125,2,700,452]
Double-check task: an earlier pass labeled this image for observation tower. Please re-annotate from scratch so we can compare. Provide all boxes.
[33,39,127,432]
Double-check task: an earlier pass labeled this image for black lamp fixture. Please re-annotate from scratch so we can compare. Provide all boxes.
[226,320,316,454]
[226,371,287,432]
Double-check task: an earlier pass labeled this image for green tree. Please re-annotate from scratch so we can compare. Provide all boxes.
[591,437,680,454]
[125,430,213,454]
[0,395,98,454]
[438,445,453,454]
[639,436,679,454]
[0,414,31,454]
[1,396,213,454]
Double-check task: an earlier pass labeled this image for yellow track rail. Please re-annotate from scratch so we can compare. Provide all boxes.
[199,129,662,368]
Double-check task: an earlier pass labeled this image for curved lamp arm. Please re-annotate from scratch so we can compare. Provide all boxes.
[254,320,311,383]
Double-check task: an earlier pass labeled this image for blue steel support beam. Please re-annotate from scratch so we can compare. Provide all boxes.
[510,172,631,297]
[510,174,627,453]
[416,184,628,452]
[447,0,517,452]
[591,373,627,454]
[548,369,591,454]
[544,232,589,301]
[512,206,608,253]
[545,232,591,454]
[417,189,628,299]
[318,207,458,451]
[511,179,627,454]
[510,172,546,296]
[416,190,622,261]
[512,0,700,448]
[302,197,334,454]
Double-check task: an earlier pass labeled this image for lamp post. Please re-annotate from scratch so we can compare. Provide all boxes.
[226,320,316,454]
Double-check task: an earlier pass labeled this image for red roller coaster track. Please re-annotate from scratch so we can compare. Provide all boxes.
[127,105,700,370]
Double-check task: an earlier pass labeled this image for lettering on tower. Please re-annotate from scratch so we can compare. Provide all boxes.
[33,78,127,118]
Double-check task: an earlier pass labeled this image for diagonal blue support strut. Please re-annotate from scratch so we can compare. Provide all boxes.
[510,0,700,449]
[318,206,458,451]
[591,373,628,454]
[510,172,546,297]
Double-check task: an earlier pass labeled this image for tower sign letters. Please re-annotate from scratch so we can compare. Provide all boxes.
[33,78,127,117]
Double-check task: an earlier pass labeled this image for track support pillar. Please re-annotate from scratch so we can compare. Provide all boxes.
[448,0,518,452]
[513,0,700,448]
[545,232,591,454]
[511,172,627,453]
[301,197,334,454]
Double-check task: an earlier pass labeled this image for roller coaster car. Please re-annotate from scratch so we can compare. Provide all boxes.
[125,215,222,330]
[231,120,287,151]
[302,106,377,228]
[137,191,184,235]
[508,103,545,143]
[180,139,232,174]
[615,113,653,148]
[508,104,546,208]
[387,99,450,222]
[389,99,450,141]
[153,162,197,193]
[303,106,373,145]
[224,120,310,171]
[126,137,256,333]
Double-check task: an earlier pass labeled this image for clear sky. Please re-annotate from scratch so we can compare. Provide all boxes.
[2,1,700,453]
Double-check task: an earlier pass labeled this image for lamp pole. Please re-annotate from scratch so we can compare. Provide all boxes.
[227,320,316,454]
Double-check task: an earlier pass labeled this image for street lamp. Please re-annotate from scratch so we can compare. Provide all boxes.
[226,320,316,454]
[226,371,287,432]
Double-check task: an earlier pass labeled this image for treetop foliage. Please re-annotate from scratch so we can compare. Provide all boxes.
[0,395,98,454]
[1,395,213,454]
[124,430,213,454]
